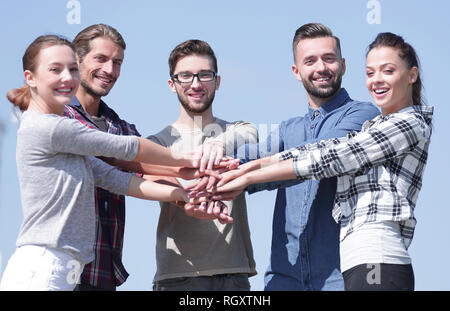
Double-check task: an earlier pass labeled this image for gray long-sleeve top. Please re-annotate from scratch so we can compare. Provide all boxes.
[15,110,139,264]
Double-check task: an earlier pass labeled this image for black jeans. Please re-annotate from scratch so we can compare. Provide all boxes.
[153,273,250,291]
[74,283,116,291]
[343,263,414,291]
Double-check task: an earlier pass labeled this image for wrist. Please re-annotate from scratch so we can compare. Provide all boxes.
[173,155,193,169]
[175,166,184,177]
[243,172,254,188]
[174,187,188,202]
[262,154,279,167]
[241,159,262,173]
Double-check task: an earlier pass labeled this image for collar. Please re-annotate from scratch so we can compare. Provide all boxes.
[397,105,434,125]
[364,105,434,131]
[307,88,350,119]
[69,97,115,120]
[379,105,433,123]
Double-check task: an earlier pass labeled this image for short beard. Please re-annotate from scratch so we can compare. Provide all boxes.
[304,74,343,99]
[178,92,215,114]
[80,79,109,98]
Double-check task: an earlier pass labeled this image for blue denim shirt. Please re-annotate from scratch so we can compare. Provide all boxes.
[239,88,379,290]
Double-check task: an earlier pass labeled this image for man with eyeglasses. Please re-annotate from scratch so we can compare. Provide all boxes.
[147,39,258,291]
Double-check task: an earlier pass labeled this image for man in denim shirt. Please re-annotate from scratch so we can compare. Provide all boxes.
[238,23,379,290]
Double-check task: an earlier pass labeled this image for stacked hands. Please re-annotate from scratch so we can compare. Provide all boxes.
[176,141,255,225]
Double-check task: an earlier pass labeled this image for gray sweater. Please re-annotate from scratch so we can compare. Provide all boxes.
[15,110,139,263]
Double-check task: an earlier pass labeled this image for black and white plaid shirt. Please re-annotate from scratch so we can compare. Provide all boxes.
[279,105,433,247]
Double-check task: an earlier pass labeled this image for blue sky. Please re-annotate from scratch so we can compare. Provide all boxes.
[0,0,449,291]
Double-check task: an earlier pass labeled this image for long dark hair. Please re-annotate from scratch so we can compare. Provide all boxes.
[367,32,423,106]
[292,23,342,61]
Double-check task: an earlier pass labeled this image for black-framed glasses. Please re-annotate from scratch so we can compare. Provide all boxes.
[171,71,217,84]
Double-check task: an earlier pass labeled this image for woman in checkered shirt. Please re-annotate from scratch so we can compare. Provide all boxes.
[215,32,433,291]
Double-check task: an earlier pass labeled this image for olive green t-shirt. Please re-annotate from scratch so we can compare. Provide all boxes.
[148,118,258,282]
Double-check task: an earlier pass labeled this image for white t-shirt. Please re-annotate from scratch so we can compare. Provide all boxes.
[340,220,411,272]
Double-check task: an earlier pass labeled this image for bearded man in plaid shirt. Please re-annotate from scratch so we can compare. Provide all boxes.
[64,24,138,291]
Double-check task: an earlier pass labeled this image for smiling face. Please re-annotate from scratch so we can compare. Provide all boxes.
[366,46,418,116]
[78,37,124,98]
[168,54,220,114]
[25,44,80,114]
[292,36,345,106]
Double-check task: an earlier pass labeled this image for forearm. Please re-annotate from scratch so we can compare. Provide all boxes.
[283,116,426,180]
[215,155,296,193]
[127,175,188,202]
[240,153,279,173]
[133,137,194,168]
[242,152,298,193]
[142,174,181,187]
[246,158,296,186]
[109,158,183,176]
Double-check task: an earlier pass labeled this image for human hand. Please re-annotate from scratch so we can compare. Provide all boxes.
[178,201,233,224]
[215,157,240,170]
[186,175,215,192]
[193,141,226,172]
[208,201,233,224]
[209,189,243,202]
[215,164,247,188]
[214,173,250,193]
[184,157,240,191]
[178,167,222,181]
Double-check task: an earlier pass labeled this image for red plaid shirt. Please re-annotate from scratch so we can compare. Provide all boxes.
[64,98,140,289]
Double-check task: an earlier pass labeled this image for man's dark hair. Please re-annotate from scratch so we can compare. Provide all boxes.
[292,23,342,61]
[168,39,218,75]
